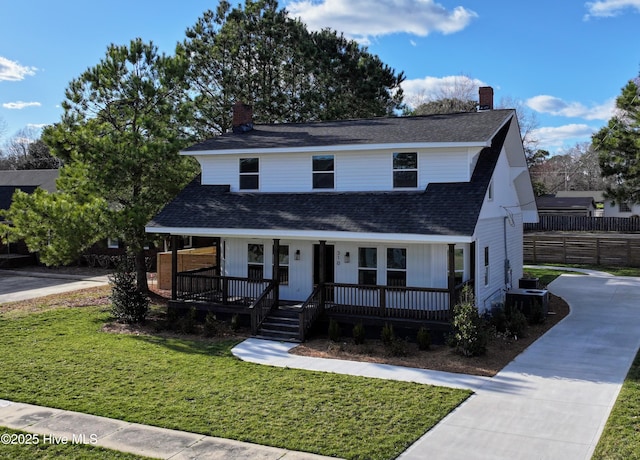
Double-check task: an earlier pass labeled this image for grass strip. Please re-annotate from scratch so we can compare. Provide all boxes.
[592,349,640,460]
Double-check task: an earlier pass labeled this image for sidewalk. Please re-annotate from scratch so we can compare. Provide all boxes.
[0,269,110,304]
[0,400,333,459]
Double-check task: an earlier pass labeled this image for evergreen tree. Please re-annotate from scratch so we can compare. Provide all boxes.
[593,76,640,204]
[4,39,197,291]
[180,0,405,138]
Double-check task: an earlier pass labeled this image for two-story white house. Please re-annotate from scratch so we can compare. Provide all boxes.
[146,89,538,341]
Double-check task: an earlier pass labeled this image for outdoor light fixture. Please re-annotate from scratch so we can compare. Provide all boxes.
[295,249,301,260]
[344,251,350,263]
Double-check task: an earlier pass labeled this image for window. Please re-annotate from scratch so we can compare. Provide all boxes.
[247,244,264,280]
[278,245,289,285]
[619,202,631,213]
[393,152,418,188]
[387,248,406,287]
[455,248,464,284]
[312,155,334,189]
[107,238,119,249]
[488,180,494,201]
[239,158,259,190]
[484,246,490,286]
[358,247,377,285]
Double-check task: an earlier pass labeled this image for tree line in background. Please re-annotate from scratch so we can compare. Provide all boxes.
[1,0,638,294]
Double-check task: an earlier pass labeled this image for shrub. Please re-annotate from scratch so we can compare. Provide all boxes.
[389,338,408,357]
[328,319,341,342]
[527,301,546,325]
[381,323,395,346]
[179,307,197,334]
[203,312,218,337]
[109,257,149,324]
[417,327,431,351]
[450,286,488,357]
[231,314,240,331]
[353,322,366,345]
[505,303,527,339]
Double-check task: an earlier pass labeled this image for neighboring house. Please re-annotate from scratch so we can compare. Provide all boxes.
[602,199,640,218]
[146,88,538,341]
[0,169,59,265]
[535,195,597,217]
[556,190,604,217]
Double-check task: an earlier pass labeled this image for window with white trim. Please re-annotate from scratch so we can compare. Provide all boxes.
[484,246,490,286]
[455,248,464,284]
[312,155,334,189]
[393,152,418,188]
[358,247,377,285]
[247,244,264,280]
[107,238,119,249]
[278,245,289,285]
[386,248,407,287]
[239,158,259,190]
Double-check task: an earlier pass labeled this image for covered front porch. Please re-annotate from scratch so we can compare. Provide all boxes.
[167,237,475,342]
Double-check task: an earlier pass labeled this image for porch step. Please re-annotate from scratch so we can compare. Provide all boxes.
[255,307,302,342]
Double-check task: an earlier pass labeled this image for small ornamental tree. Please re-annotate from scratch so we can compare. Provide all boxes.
[110,257,150,324]
[449,285,488,357]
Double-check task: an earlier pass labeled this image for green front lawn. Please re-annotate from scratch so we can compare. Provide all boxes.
[592,349,640,459]
[0,304,470,460]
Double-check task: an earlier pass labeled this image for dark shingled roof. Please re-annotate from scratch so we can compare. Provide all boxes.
[184,110,514,152]
[536,195,595,209]
[149,119,511,237]
[0,185,37,212]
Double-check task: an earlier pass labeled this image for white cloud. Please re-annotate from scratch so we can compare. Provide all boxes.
[27,123,48,130]
[402,75,488,107]
[526,95,615,121]
[2,101,42,110]
[286,0,477,42]
[0,56,37,82]
[585,0,640,18]
[532,124,597,150]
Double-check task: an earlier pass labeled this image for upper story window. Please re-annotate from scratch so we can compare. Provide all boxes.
[487,180,494,201]
[312,155,334,189]
[393,152,418,188]
[239,158,259,190]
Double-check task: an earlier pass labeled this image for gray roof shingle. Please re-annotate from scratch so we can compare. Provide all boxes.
[184,110,514,152]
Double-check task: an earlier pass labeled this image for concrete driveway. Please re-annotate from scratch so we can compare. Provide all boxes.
[0,270,109,304]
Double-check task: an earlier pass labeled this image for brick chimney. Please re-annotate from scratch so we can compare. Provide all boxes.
[478,86,494,111]
[232,101,254,133]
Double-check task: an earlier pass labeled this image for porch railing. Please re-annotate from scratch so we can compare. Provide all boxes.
[323,281,472,322]
[250,281,277,334]
[176,268,271,307]
[299,285,324,342]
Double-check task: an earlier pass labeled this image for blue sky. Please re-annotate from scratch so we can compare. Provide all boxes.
[1,0,639,154]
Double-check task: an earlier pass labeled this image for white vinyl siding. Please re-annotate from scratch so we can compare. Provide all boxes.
[196,148,474,192]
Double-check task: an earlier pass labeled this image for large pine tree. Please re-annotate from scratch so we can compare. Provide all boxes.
[593,76,640,205]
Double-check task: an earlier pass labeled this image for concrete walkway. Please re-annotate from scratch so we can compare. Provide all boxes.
[232,271,640,460]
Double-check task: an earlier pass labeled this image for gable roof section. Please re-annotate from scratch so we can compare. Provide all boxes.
[0,169,59,192]
[184,110,514,152]
[148,119,510,240]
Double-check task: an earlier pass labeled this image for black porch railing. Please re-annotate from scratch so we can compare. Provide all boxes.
[322,281,472,322]
[299,285,324,342]
[175,267,271,306]
[250,281,277,334]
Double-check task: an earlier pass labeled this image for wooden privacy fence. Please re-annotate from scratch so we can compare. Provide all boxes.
[525,215,640,232]
[524,234,640,267]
